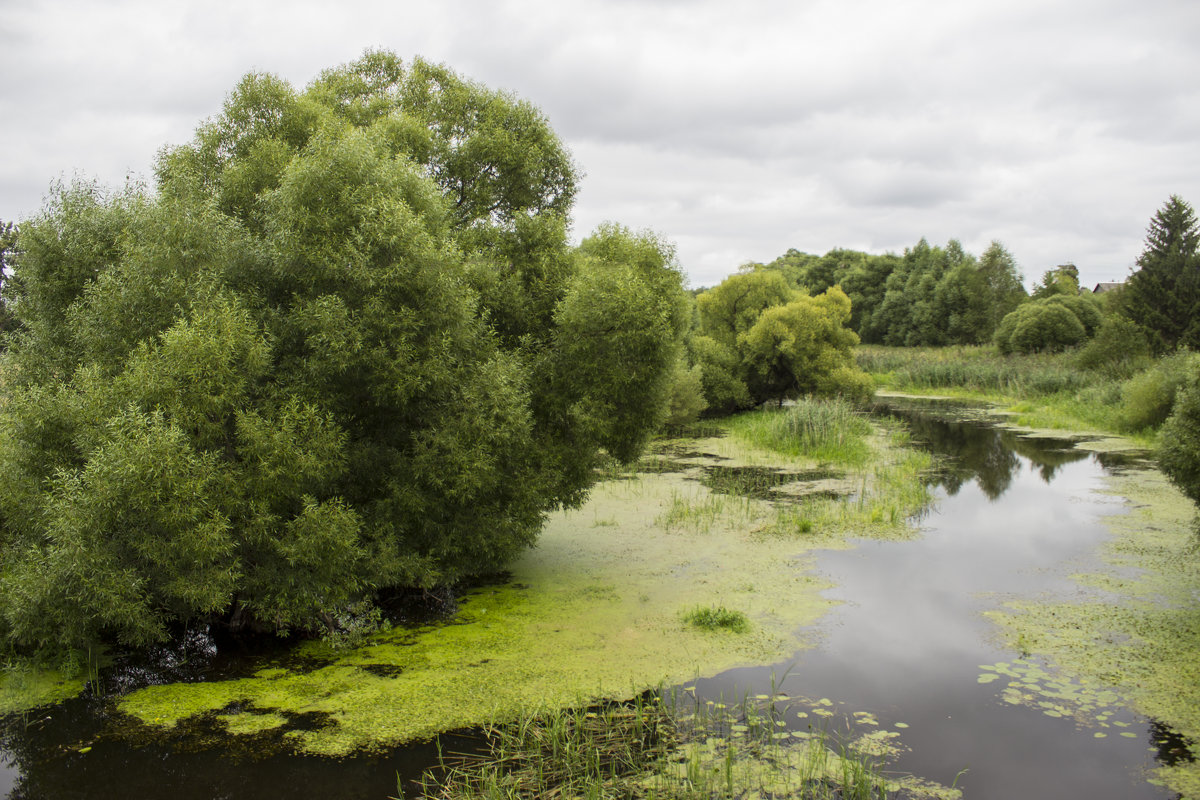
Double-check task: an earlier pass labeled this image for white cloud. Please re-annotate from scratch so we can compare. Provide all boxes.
[2,0,1198,290]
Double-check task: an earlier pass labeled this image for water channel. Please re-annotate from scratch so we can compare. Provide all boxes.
[0,398,1189,798]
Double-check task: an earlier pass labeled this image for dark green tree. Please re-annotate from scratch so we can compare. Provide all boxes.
[1124,195,1200,352]
[0,52,687,653]
[976,241,1027,333]
[1159,369,1200,506]
[0,220,19,341]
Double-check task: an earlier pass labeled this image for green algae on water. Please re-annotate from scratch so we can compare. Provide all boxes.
[0,666,87,714]
[118,419,937,758]
[982,462,1200,797]
[120,452,842,755]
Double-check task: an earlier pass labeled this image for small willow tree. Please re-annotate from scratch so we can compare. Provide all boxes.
[691,270,871,413]
[0,51,688,653]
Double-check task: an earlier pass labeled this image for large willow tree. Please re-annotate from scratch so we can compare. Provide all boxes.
[0,52,688,652]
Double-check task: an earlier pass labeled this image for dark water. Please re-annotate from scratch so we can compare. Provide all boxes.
[692,399,1182,799]
[0,400,1187,798]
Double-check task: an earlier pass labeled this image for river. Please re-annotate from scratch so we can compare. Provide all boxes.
[0,398,1189,798]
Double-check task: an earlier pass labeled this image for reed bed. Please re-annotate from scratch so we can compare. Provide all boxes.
[856,345,1097,397]
[856,344,1187,440]
[724,398,873,465]
[414,689,904,800]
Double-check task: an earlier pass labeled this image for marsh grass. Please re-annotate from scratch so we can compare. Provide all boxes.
[752,421,934,539]
[656,490,756,533]
[681,606,750,633]
[856,345,1170,442]
[857,345,1095,397]
[725,398,873,465]
[415,689,902,800]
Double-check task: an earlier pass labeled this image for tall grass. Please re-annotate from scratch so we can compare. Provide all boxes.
[770,426,934,538]
[725,398,873,465]
[681,606,750,633]
[857,344,1192,441]
[857,345,1096,397]
[414,689,903,800]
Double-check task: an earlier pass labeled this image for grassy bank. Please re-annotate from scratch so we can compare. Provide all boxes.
[857,344,1197,445]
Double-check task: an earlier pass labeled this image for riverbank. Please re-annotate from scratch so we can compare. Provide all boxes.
[2,385,1195,798]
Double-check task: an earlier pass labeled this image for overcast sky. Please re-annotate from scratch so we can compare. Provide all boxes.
[3,0,1198,289]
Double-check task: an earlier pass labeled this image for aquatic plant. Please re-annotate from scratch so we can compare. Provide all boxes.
[681,606,750,634]
[413,690,927,800]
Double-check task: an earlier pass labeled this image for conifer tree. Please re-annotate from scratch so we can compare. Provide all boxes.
[1125,195,1200,352]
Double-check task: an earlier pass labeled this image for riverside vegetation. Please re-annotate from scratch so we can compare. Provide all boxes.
[2,47,1200,800]
[856,345,1200,798]
[0,396,954,799]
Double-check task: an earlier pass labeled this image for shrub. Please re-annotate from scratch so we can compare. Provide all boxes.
[1160,370,1200,506]
[1009,303,1087,353]
[1075,316,1152,378]
[1044,293,1102,337]
[1119,350,1200,431]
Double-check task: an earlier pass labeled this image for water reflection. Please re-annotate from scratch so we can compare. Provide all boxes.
[691,398,1183,800]
[873,399,1089,500]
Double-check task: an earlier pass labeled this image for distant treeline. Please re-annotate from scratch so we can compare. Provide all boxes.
[742,238,1029,347]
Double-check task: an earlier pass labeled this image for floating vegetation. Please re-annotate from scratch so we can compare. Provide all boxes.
[982,460,1200,796]
[700,465,845,501]
[118,466,835,756]
[976,658,1128,726]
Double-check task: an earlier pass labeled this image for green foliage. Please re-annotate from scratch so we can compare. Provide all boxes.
[1074,316,1152,378]
[0,52,687,653]
[693,274,869,412]
[1159,370,1200,506]
[0,219,19,341]
[1118,350,1200,432]
[1124,195,1200,353]
[1030,264,1080,299]
[662,358,708,427]
[758,239,1025,348]
[682,605,750,633]
[994,299,1088,354]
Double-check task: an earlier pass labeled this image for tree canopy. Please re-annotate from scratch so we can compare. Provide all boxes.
[0,51,688,653]
[690,271,870,413]
[760,238,1026,347]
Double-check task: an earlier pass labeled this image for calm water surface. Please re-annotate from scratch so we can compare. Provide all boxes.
[693,400,1178,799]
[0,400,1186,798]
